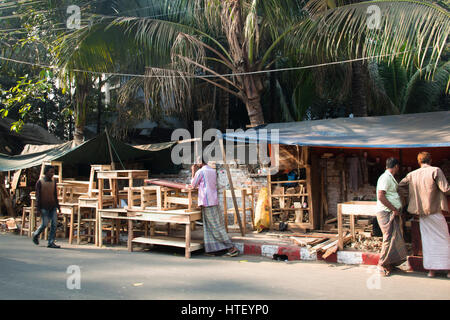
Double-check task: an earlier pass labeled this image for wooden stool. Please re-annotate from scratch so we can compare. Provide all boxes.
[77,207,97,244]
[20,207,32,236]
[60,203,78,244]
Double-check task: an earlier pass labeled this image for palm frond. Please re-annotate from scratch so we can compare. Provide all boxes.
[295,0,450,76]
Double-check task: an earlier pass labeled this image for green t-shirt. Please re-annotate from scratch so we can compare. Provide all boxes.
[376,170,402,212]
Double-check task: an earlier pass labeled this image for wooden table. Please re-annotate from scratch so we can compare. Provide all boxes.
[337,201,378,250]
[97,170,149,208]
[98,208,203,258]
[96,170,149,245]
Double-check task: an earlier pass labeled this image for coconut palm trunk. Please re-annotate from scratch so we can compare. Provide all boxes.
[74,75,91,144]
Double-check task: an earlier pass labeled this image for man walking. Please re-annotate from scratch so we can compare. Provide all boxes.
[376,157,407,276]
[32,166,61,248]
[399,152,450,278]
[190,161,240,257]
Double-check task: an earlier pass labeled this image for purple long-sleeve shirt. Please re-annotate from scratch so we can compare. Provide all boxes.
[191,165,218,207]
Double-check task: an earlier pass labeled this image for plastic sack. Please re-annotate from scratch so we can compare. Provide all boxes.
[254,187,270,232]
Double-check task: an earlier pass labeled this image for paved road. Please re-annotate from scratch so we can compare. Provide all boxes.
[0,233,449,300]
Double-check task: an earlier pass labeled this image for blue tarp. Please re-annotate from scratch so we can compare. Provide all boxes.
[223,111,450,148]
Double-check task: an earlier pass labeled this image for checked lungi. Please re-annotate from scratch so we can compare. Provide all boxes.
[376,210,407,268]
[202,205,234,253]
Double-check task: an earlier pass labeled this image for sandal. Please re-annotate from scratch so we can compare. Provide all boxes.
[225,248,240,257]
[378,266,391,277]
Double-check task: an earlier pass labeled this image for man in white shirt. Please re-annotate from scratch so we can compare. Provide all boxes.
[376,157,407,276]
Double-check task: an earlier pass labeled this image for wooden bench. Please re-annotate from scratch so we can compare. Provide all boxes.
[98,208,203,258]
[337,201,378,250]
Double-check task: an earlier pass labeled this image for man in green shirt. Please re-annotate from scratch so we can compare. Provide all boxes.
[376,157,407,276]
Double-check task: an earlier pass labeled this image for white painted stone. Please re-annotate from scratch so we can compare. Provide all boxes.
[300,247,317,261]
[337,251,363,264]
[261,245,279,258]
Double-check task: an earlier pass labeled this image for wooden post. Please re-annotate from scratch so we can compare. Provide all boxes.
[77,206,81,245]
[267,173,273,230]
[241,189,247,234]
[218,136,244,236]
[338,203,343,250]
[223,190,228,232]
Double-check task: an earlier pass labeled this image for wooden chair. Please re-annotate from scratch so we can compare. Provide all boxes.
[222,187,256,234]
[76,165,114,245]
[39,161,63,183]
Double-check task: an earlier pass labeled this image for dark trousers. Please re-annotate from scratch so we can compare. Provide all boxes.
[33,208,57,245]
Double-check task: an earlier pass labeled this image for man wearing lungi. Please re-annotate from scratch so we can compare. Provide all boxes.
[376,157,407,276]
[190,161,240,257]
[399,152,450,278]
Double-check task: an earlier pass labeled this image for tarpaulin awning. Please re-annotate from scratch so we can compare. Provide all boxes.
[0,133,175,172]
[223,111,450,148]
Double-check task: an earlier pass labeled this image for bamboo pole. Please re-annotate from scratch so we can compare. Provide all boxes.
[218,135,244,236]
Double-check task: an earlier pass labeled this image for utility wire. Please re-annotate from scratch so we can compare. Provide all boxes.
[0,50,414,79]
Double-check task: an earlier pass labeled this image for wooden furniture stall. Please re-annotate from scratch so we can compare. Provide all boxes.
[337,201,378,250]
[267,146,315,230]
[96,170,149,246]
[222,187,256,233]
[97,208,203,258]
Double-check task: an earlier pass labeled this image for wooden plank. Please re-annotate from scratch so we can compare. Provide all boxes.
[290,237,322,246]
[340,201,378,216]
[131,236,203,250]
[309,237,338,253]
[270,180,307,184]
[166,196,190,205]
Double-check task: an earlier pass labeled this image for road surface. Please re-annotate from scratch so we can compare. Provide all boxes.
[0,233,448,300]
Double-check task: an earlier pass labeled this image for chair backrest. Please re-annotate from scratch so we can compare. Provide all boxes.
[88,164,112,196]
[39,161,63,183]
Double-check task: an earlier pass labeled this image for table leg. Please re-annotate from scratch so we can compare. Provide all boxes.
[69,209,74,245]
[185,222,191,259]
[156,187,162,209]
[337,204,343,250]
[116,220,120,244]
[98,210,103,247]
[128,219,133,252]
[77,206,81,245]
[63,215,68,238]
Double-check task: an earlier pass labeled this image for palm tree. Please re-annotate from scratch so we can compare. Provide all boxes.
[55,0,449,127]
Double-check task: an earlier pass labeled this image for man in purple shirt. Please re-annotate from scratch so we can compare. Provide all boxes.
[190,161,239,257]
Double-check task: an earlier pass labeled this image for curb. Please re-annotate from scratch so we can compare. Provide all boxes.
[233,241,380,266]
